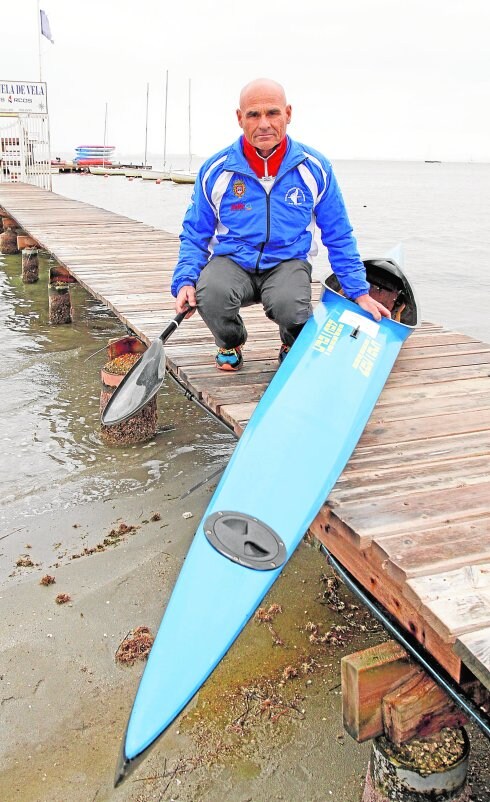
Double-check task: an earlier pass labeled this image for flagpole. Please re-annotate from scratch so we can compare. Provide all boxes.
[37,0,43,81]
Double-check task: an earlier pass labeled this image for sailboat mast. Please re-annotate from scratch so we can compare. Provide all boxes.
[102,102,108,167]
[188,78,192,172]
[144,82,150,167]
[163,70,168,170]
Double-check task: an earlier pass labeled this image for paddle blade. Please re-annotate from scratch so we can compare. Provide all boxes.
[101,339,166,425]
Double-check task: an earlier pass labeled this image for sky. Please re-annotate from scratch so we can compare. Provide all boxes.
[1,0,489,162]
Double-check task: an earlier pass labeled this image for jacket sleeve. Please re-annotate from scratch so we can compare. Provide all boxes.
[170,169,218,297]
[314,164,369,300]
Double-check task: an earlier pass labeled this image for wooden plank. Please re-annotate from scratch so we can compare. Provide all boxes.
[327,481,490,545]
[382,671,470,745]
[332,456,490,506]
[309,506,462,679]
[341,641,417,742]
[370,517,490,581]
[406,564,490,640]
[455,628,490,688]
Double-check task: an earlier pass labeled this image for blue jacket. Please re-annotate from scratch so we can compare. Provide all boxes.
[171,136,369,299]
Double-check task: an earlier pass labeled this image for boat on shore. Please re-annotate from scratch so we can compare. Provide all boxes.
[123,167,146,178]
[89,166,126,176]
[141,169,171,181]
[170,170,197,184]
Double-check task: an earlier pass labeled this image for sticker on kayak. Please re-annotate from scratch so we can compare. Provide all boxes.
[339,310,380,339]
[353,338,382,378]
[313,318,345,354]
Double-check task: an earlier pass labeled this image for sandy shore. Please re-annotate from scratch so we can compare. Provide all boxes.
[1,465,489,802]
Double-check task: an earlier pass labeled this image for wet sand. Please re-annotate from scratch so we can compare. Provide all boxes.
[2,493,490,801]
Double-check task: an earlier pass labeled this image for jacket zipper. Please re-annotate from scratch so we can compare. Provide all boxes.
[231,156,307,272]
[255,188,271,271]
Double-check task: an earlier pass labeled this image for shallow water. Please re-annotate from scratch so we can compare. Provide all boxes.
[0,247,235,539]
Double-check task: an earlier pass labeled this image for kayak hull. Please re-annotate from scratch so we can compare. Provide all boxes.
[116,259,418,783]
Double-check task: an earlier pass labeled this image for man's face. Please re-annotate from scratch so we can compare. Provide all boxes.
[237,84,291,157]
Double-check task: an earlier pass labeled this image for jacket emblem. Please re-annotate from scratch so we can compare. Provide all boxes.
[285,187,306,205]
[233,179,246,197]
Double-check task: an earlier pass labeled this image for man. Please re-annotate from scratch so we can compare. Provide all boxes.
[171,78,389,371]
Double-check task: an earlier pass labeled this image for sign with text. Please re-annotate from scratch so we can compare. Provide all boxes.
[0,81,48,115]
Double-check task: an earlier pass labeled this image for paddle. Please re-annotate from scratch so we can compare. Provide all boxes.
[101,308,192,426]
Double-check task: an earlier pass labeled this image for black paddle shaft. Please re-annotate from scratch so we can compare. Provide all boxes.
[101,307,194,426]
[159,308,189,343]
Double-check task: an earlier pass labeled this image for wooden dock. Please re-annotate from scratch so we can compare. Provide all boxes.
[1,182,490,695]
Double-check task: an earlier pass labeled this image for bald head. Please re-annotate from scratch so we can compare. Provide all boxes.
[237,78,292,157]
[239,78,288,109]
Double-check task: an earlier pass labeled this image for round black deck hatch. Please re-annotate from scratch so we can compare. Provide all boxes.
[204,511,287,570]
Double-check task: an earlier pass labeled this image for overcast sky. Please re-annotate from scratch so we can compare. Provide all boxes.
[1,0,489,162]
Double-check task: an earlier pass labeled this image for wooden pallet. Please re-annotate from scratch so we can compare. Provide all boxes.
[1,182,490,690]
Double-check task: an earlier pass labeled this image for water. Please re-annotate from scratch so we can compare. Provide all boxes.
[1,159,489,530]
[53,158,490,342]
[0,248,235,538]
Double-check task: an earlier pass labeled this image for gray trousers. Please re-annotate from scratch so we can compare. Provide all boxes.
[196,256,313,349]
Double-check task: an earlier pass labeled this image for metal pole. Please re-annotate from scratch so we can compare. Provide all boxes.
[37,1,42,82]
[188,78,191,172]
[102,102,108,167]
[144,82,149,167]
[163,70,168,171]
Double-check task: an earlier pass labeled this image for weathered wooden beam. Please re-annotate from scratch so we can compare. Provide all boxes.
[310,506,462,680]
[341,641,418,742]
[382,670,468,745]
[49,263,77,284]
[342,640,489,747]
[17,233,39,250]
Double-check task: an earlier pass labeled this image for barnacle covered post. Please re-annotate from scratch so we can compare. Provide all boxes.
[100,335,158,445]
[341,642,473,801]
[22,247,39,283]
[362,730,470,801]
[0,216,19,254]
[48,264,76,324]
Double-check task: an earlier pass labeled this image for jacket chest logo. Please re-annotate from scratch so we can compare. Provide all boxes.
[285,187,306,205]
[233,179,246,197]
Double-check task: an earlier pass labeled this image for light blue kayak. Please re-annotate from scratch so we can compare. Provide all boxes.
[115,256,418,784]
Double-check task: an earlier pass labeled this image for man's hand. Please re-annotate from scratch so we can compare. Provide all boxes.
[355,293,390,322]
[175,285,197,317]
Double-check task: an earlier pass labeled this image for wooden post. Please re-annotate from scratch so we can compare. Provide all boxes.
[48,283,72,324]
[362,729,471,801]
[48,264,76,324]
[22,248,39,283]
[341,643,481,801]
[100,335,158,446]
[0,229,18,254]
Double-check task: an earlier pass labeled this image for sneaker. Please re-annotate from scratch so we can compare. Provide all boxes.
[278,343,290,364]
[215,345,243,371]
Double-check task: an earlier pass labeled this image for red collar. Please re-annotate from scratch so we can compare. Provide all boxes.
[241,136,288,178]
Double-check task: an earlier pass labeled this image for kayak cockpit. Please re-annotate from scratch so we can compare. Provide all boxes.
[325,257,419,328]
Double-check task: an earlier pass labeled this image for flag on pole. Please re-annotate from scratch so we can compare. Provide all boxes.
[40,9,54,43]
